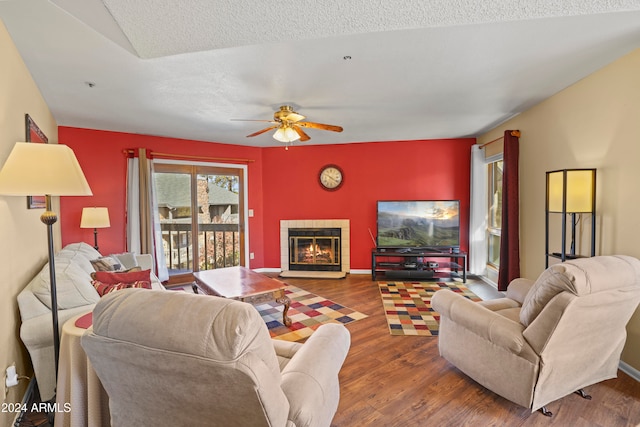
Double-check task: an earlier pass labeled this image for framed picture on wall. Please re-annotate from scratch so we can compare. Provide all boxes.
[25,114,48,209]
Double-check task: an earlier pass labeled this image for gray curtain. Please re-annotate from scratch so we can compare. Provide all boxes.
[126,148,168,281]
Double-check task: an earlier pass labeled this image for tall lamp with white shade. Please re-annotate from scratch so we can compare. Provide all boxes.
[0,142,92,390]
[81,207,110,251]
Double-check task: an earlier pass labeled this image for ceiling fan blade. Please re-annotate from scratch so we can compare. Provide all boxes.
[246,125,277,137]
[293,125,311,141]
[297,121,343,132]
[231,119,276,123]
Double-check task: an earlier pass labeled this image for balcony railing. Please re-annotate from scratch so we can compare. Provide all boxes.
[160,222,240,274]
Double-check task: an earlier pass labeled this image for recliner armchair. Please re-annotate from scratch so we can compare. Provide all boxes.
[81,287,351,427]
[432,255,640,415]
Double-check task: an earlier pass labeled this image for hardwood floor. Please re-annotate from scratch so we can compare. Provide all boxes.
[272,274,640,427]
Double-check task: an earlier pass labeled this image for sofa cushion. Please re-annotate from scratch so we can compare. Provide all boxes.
[31,257,100,310]
[61,242,102,259]
[93,269,151,285]
[519,264,577,327]
[89,289,283,382]
[519,255,640,327]
[56,250,95,275]
[558,255,640,296]
[92,279,152,296]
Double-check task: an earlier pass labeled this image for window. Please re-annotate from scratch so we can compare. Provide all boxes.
[487,159,503,268]
[154,163,245,282]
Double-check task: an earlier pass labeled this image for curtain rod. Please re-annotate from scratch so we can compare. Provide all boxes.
[123,149,255,163]
[478,130,521,149]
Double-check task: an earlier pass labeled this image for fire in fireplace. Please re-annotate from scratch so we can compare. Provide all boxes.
[288,228,341,271]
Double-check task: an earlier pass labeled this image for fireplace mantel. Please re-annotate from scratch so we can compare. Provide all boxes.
[280,219,350,278]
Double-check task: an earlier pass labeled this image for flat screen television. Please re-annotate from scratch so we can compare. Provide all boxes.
[376,200,460,250]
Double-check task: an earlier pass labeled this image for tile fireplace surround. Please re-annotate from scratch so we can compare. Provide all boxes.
[280,219,350,278]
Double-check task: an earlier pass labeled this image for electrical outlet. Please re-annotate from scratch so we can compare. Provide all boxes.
[5,365,18,388]
[250,252,255,260]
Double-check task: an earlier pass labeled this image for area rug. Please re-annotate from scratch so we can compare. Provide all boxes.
[256,286,368,342]
[378,281,481,336]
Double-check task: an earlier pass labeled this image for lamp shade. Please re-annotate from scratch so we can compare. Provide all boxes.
[273,126,301,143]
[81,207,110,228]
[547,169,595,213]
[0,143,92,196]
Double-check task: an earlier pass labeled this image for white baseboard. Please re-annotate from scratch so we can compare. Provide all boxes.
[619,360,640,382]
[252,267,281,273]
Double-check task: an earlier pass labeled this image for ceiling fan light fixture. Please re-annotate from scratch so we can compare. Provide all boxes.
[273,126,300,143]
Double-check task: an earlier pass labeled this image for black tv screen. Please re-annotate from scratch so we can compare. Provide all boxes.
[376,200,460,249]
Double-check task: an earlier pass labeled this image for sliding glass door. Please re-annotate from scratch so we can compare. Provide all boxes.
[154,163,245,282]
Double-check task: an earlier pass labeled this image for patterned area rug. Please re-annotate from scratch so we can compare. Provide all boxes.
[256,286,368,342]
[378,281,481,336]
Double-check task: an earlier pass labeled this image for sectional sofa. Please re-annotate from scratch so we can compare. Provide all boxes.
[17,242,163,400]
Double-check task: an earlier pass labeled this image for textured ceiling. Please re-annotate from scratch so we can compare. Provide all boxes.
[1,0,640,147]
[99,0,640,58]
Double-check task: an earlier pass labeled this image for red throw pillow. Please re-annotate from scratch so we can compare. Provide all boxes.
[91,280,152,297]
[93,269,152,285]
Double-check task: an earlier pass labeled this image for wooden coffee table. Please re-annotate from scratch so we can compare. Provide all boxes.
[192,266,292,326]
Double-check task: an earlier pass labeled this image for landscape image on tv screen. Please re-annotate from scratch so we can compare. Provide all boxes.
[377,200,460,249]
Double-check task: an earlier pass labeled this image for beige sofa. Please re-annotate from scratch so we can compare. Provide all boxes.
[432,255,640,414]
[17,242,163,401]
[82,288,351,427]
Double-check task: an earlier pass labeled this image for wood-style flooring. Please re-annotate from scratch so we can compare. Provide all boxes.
[272,274,640,427]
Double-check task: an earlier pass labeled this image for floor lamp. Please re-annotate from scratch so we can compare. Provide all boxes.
[546,168,596,265]
[81,207,110,251]
[0,142,92,389]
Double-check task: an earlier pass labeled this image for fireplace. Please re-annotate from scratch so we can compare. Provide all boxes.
[288,228,341,271]
[280,219,350,278]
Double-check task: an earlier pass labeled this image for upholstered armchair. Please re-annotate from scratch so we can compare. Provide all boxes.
[432,255,640,415]
[81,288,351,427]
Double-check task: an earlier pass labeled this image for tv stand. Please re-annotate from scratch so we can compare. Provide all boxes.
[372,248,466,283]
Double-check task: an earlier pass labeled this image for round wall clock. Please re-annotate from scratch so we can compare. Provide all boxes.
[319,164,344,191]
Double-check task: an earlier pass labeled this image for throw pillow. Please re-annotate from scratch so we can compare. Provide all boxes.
[90,266,142,281]
[92,269,151,285]
[110,252,139,270]
[91,280,152,297]
[90,256,122,272]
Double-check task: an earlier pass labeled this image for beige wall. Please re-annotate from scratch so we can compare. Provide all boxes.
[477,48,640,371]
[0,21,59,424]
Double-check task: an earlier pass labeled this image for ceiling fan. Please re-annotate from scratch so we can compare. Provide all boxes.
[232,105,343,144]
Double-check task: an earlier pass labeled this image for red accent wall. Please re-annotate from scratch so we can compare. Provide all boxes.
[59,127,474,270]
[58,127,265,264]
[261,139,475,269]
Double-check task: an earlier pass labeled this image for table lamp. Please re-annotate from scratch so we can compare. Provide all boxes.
[0,142,92,387]
[81,207,110,251]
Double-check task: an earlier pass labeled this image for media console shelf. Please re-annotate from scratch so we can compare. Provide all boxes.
[372,248,467,283]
